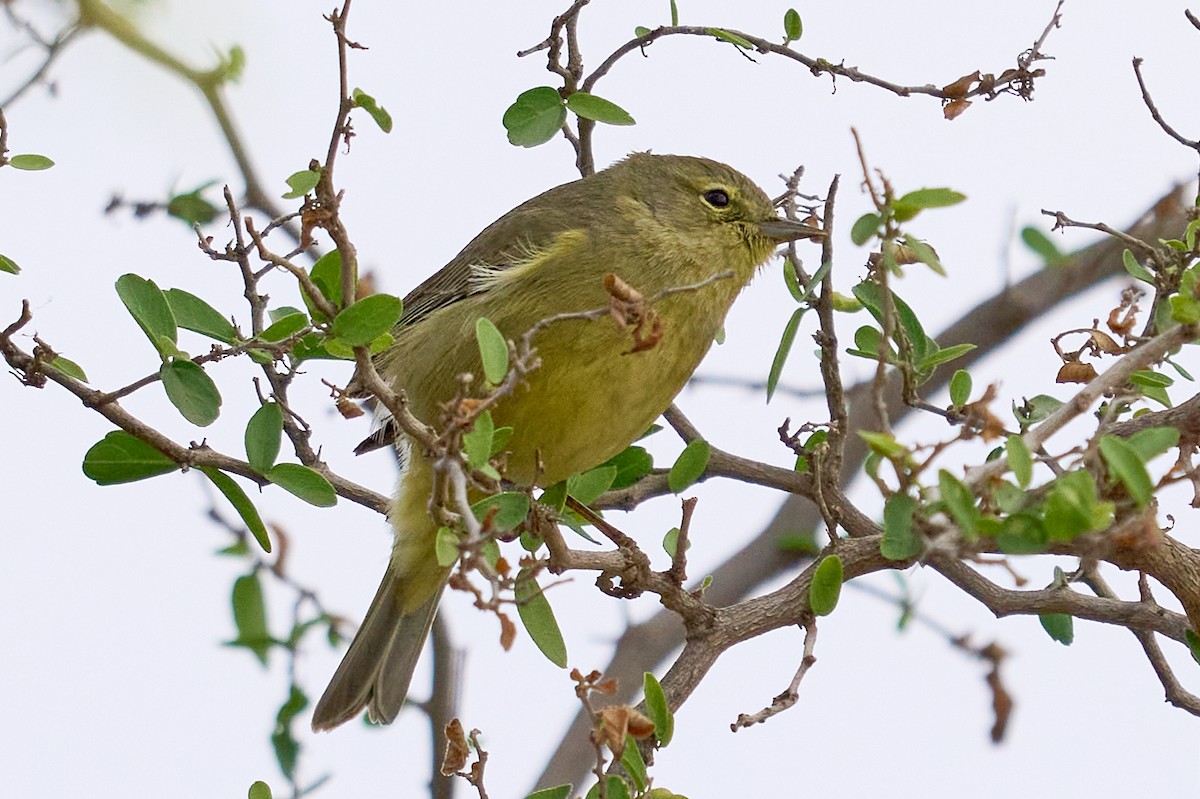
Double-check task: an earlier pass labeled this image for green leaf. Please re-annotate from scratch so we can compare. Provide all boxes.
[669,0,679,25]
[1186,630,1200,666]
[515,568,568,668]
[230,572,272,664]
[880,493,920,560]
[1122,249,1155,284]
[916,342,976,373]
[0,253,19,275]
[1169,294,1200,325]
[634,25,652,36]
[568,465,618,505]
[1125,427,1180,461]
[463,411,495,469]
[307,250,344,315]
[475,317,509,384]
[852,281,929,362]
[1043,469,1109,541]
[949,368,972,406]
[351,87,393,133]
[766,307,805,403]
[164,288,237,343]
[783,8,803,42]
[565,92,635,125]
[938,469,979,538]
[116,273,177,357]
[248,781,273,799]
[1099,435,1154,507]
[160,359,222,426]
[996,512,1048,554]
[901,236,946,276]
[82,430,177,485]
[1006,434,1034,488]
[525,787,573,799]
[643,672,674,747]
[166,190,217,225]
[1014,394,1063,428]
[668,439,710,492]
[809,554,843,616]
[332,294,403,347]
[503,86,567,148]
[1039,613,1074,645]
[49,355,88,382]
[8,153,54,170]
[850,212,881,246]
[258,312,308,343]
[621,734,648,791]
[600,445,653,490]
[858,430,907,459]
[282,168,320,199]
[707,27,755,48]
[266,463,337,507]
[891,187,966,222]
[245,403,284,474]
[663,526,691,559]
[585,777,631,799]
[435,526,459,567]
[271,685,308,779]
[472,492,530,531]
[200,467,270,552]
[1020,226,1064,265]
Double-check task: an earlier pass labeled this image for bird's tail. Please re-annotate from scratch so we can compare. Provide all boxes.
[311,565,447,731]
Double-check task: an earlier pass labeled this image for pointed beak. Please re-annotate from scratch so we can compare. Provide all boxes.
[758,218,825,243]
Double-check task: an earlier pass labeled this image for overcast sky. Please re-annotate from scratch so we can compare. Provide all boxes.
[2,1,1198,797]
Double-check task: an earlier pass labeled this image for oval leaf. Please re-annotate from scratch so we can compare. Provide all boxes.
[809,554,843,616]
[82,430,177,485]
[282,169,320,200]
[502,86,567,148]
[783,8,803,42]
[767,307,805,403]
[332,294,403,347]
[668,439,710,493]
[880,493,920,560]
[1006,434,1033,489]
[1039,613,1074,645]
[472,491,531,531]
[643,672,674,747]
[1099,435,1153,507]
[565,92,635,125]
[245,402,284,474]
[230,572,271,664]
[8,153,54,170]
[200,467,271,552]
[266,463,337,507]
[475,317,509,384]
[161,359,222,426]
[0,252,20,275]
[515,568,568,667]
[116,273,178,356]
[165,288,237,343]
[949,368,972,407]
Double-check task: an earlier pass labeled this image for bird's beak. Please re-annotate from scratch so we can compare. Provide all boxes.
[758,218,825,243]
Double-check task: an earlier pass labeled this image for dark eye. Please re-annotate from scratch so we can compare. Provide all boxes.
[703,189,730,208]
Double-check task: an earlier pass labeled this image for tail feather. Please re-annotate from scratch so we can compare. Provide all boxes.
[311,567,446,731]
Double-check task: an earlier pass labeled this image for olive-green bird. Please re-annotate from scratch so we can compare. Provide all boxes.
[311,153,822,731]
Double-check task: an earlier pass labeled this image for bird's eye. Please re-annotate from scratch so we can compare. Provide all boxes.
[703,189,731,208]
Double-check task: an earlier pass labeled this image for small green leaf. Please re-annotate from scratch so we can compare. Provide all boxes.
[8,153,54,170]
[230,572,271,664]
[160,359,222,426]
[282,169,320,200]
[1186,630,1200,665]
[901,236,946,276]
[1170,294,1200,325]
[1021,226,1065,265]
[200,467,271,553]
[164,288,237,343]
[621,734,648,791]
[503,86,567,148]
[938,469,979,538]
[600,445,653,490]
[463,410,495,469]
[634,26,652,36]
[916,342,976,372]
[248,781,273,799]
[568,465,618,505]
[332,294,403,347]
[809,554,843,616]
[351,87,393,133]
[116,273,177,357]
[668,439,710,492]
[49,355,88,382]
[1122,249,1155,284]
[880,493,920,560]
[1006,434,1034,488]
[307,250,344,314]
[663,527,690,558]
[1125,427,1180,461]
[524,787,572,799]
[82,430,177,485]
[258,312,308,343]
[167,190,217,225]
[1014,394,1064,428]
[766,307,805,403]
[475,317,509,384]
[949,368,972,406]
[245,402,284,474]
[1039,613,1074,645]
[643,672,674,747]
[585,777,631,799]
[850,212,881,246]
[0,253,19,275]
[858,430,907,459]
[707,27,755,48]
[1099,434,1154,507]
[669,0,679,25]
[266,463,337,507]
[783,8,803,42]
[891,187,966,222]
[472,492,530,531]
[271,684,308,779]
[996,512,1048,554]
[515,568,568,668]
[435,526,459,567]
[565,92,636,125]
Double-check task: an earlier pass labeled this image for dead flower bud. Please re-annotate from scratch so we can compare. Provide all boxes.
[942,70,980,98]
[594,705,656,757]
[335,395,365,419]
[1056,361,1098,384]
[943,98,972,120]
[441,719,470,776]
[1088,329,1124,355]
[498,612,517,651]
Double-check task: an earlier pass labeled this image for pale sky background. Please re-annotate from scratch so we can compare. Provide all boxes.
[2,1,1199,797]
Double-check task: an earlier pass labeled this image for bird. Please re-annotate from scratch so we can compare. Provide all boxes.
[311,152,823,731]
